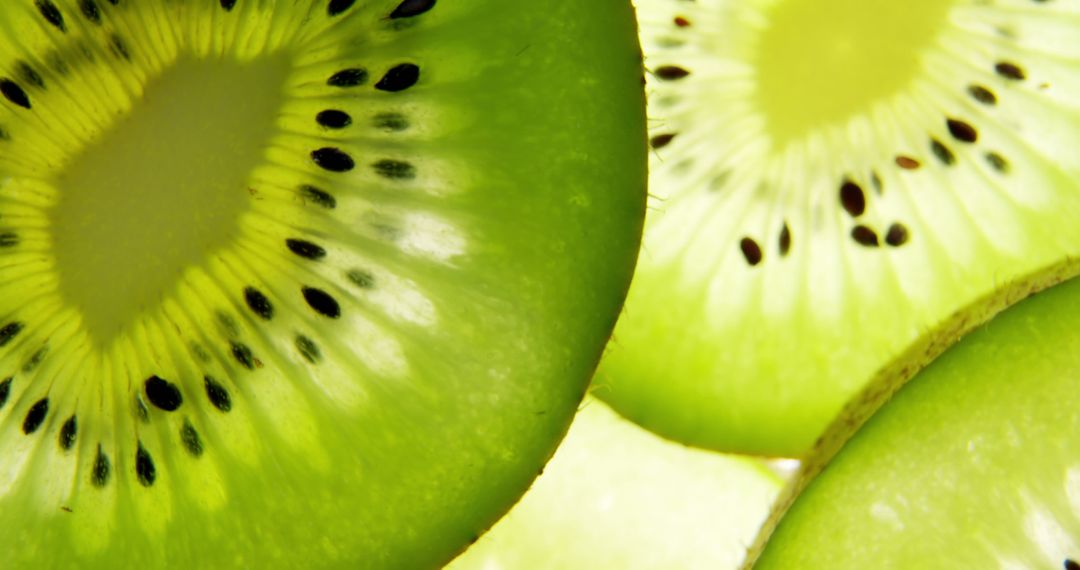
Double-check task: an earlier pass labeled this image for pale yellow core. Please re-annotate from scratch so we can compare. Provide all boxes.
[754,0,953,148]
[50,56,291,344]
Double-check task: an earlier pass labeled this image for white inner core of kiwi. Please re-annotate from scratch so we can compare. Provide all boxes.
[49,56,290,344]
[755,0,952,148]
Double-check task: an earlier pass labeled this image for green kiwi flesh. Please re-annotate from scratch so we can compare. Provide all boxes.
[448,397,783,570]
[747,260,1080,569]
[595,0,1080,456]
[0,1,647,568]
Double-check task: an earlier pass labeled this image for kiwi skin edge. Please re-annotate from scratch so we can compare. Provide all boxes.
[741,254,1080,569]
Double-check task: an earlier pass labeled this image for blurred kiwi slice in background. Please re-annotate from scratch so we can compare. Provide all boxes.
[747,258,1080,569]
[450,397,784,570]
[596,0,1080,457]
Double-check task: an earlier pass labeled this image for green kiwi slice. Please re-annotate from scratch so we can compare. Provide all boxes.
[0,1,646,567]
[747,261,1080,569]
[448,397,783,570]
[594,0,1080,457]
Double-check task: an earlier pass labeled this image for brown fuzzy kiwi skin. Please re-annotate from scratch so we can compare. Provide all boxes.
[741,255,1080,569]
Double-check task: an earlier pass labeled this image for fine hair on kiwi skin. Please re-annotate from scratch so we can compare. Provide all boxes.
[594,0,1080,457]
[744,256,1080,569]
[0,1,648,568]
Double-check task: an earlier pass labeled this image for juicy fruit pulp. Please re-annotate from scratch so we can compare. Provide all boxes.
[597,0,1080,456]
[0,1,647,568]
[449,398,783,570]
[750,271,1080,568]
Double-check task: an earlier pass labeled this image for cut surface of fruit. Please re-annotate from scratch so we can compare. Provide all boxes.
[0,1,646,568]
[596,0,1080,456]
[749,271,1080,569]
[448,397,783,570]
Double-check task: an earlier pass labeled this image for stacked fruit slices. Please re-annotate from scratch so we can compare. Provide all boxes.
[455,0,1080,568]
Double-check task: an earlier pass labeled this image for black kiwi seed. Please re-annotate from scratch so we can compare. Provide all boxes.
[91,445,110,487]
[35,0,67,32]
[994,61,1026,81]
[296,334,322,363]
[946,118,978,143]
[0,80,31,109]
[243,286,274,320]
[986,151,1010,173]
[286,238,327,260]
[144,375,183,412]
[135,443,156,487]
[0,232,19,247]
[220,0,237,11]
[79,0,101,24]
[0,322,23,347]
[885,223,910,247]
[302,286,342,318]
[375,63,421,92]
[204,376,232,412]
[1064,559,1080,570]
[16,62,45,89]
[311,147,355,172]
[0,377,9,409]
[967,84,997,105]
[230,342,255,370]
[328,0,357,17]
[839,180,866,218]
[299,184,337,209]
[373,112,409,131]
[22,347,47,373]
[135,395,150,422]
[373,159,416,180]
[740,237,763,266]
[779,223,792,256]
[347,269,376,289]
[316,109,352,129]
[58,415,77,450]
[328,68,369,87]
[650,133,677,149]
[390,0,437,19]
[109,34,131,61]
[851,225,880,247]
[930,138,956,166]
[654,65,691,81]
[180,420,203,458]
[22,398,49,435]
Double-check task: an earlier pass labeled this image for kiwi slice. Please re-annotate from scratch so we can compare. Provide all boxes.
[747,260,1080,568]
[448,397,783,570]
[0,1,646,567]
[594,0,1080,457]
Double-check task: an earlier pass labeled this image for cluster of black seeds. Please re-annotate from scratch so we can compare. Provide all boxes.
[0,0,439,493]
[645,10,1035,268]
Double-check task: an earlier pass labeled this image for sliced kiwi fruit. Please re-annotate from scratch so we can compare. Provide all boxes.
[448,396,783,570]
[594,0,1080,457]
[746,259,1080,568]
[0,1,646,567]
